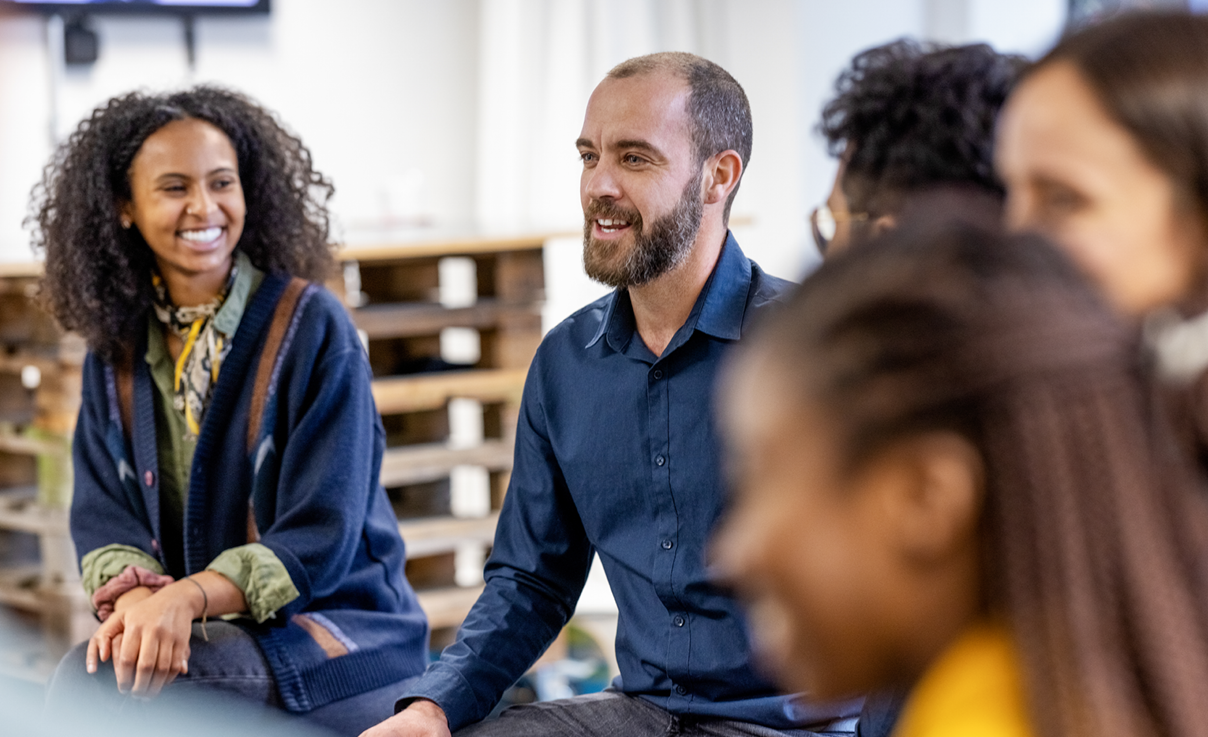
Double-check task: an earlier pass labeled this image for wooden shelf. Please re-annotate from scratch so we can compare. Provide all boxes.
[381,440,513,488]
[0,263,41,279]
[373,369,526,415]
[338,228,572,263]
[353,299,540,341]
[0,565,44,611]
[0,487,65,535]
[0,429,63,458]
[416,585,486,630]
[400,513,500,559]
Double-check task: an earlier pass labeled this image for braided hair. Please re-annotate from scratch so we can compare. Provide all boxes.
[30,85,334,362]
[747,216,1208,737]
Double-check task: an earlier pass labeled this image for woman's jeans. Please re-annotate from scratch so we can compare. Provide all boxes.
[46,620,417,737]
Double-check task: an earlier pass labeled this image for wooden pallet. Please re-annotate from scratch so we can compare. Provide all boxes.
[0,229,552,658]
[0,272,92,676]
[339,231,547,637]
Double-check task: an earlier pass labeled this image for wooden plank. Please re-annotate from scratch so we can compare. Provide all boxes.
[0,486,66,535]
[373,369,526,415]
[0,429,61,458]
[381,440,513,488]
[0,565,44,611]
[399,512,499,559]
[0,262,42,278]
[416,585,485,630]
[339,230,569,264]
[353,299,541,341]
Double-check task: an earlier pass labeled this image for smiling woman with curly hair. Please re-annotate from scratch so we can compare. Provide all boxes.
[32,86,334,361]
[36,87,428,735]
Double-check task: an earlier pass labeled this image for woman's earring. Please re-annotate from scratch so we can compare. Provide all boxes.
[121,217,132,229]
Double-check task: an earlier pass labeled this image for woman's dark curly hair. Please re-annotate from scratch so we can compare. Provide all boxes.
[819,39,1026,215]
[29,85,335,362]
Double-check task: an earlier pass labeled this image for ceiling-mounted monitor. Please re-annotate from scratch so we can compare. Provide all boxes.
[1,0,269,13]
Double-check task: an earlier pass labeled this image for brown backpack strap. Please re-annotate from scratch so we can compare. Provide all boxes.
[247,277,310,453]
[245,277,310,545]
[116,358,135,443]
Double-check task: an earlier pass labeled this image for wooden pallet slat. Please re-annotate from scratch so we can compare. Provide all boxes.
[0,565,46,611]
[372,369,527,415]
[416,584,486,630]
[353,299,541,340]
[400,512,500,559]
[0,486,66,536]
[380,440,513,488]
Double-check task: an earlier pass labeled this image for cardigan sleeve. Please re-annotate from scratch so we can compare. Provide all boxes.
[247,292,399,614]
[70,354,162,584]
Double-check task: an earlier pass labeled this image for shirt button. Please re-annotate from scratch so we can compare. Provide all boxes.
[143,470,155,487]
[673,615,685,627]
[656,455,666,466]
[653,369,664,380]
[675,684,687,696]
[661,539,673,550]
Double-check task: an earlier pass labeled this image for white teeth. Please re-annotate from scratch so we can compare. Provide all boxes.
[597,218,629,232]
[179,227,222,243]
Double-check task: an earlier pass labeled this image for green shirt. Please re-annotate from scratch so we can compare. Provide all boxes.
[81,252,299,623]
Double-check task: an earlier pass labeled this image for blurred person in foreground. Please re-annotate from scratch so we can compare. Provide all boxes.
[32,87,428,735]
[813,39,1024,257]
[364,51,861,737]
[996,11,1208,471]
[811,39,1024,737]
[713,215,1208,737]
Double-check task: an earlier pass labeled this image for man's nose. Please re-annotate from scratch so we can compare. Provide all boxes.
[584,159,622,202]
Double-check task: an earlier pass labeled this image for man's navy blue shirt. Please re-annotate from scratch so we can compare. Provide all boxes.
[401,235,860,731]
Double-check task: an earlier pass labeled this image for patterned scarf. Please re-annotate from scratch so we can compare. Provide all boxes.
[151,264,238,438]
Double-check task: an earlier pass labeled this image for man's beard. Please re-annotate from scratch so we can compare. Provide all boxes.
[582,171,704,289]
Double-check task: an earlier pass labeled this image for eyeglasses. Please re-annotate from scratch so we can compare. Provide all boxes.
[810,204,869,255]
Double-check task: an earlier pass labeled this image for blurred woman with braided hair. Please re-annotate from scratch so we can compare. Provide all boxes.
[34,87,427,734]
[712,216,1208,737]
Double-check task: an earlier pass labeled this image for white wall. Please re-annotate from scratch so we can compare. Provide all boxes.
[0,0,1066,282]
[0,0,480,263]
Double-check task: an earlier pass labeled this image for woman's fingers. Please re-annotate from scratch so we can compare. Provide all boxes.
[114,622,144,692]
[146,638,178,696]
[86,635,100,674]
[131,630,162,694]
[86,614,124,672]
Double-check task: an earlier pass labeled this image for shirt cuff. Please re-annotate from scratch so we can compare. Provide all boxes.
[80,544,164,599]
[397,663,485,732]
[207,543,300,623]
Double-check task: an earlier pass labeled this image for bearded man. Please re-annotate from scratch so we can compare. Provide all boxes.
[362,52,860,737]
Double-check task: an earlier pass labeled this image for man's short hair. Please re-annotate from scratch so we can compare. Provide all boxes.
[608,52,753,223]
[819,39,1025,215]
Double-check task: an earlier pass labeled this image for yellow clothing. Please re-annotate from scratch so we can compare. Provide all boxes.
[892,624,1036,737]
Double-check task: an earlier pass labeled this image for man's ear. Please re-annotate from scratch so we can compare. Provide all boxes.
[703,150,743,206]
[875,432,984,566]
[870,213,896,237]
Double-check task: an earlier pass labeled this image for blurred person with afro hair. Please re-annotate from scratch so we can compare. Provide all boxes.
[811,39,1025,256]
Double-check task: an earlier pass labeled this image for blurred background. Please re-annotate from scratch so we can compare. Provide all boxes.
[0,0,1098,709]
[0,0,1070,319]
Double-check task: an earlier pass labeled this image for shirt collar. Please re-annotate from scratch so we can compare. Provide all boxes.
[212,250,264,336]
[694,231,751,342]
[585,231,751,351]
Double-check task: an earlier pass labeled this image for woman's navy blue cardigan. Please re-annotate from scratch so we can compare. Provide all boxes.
[70,273,429,712]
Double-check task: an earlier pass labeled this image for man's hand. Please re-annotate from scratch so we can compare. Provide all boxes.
[86,579,202,697]
[359,699,451,737]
